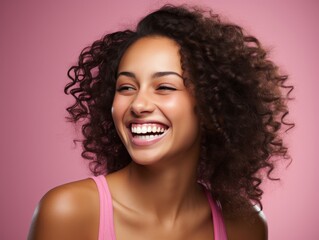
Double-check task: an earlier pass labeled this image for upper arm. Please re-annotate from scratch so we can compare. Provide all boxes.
[247,210,268,240]
[28,180,99,240]
[225,208,268,240]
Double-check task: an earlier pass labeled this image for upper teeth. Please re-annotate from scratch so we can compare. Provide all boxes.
[131,124,167,134]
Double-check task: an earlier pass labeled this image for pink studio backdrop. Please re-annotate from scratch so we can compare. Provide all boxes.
[0,0,317,239]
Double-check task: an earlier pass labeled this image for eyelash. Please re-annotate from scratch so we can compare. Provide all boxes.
[116,85,177,92]
[157,85,176,91]
[116,85,135,92]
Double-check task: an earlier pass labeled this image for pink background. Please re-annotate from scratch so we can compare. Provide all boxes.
[0,0,318,239]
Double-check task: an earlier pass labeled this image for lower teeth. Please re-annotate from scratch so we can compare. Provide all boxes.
[135,134,161,140]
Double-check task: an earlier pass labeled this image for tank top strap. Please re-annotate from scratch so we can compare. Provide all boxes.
[205,190,228,240]
[90,175,116,240]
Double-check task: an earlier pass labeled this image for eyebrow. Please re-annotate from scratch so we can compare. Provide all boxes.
[117,71,183,80]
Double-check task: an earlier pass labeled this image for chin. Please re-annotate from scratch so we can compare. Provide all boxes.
[130,155,164,167]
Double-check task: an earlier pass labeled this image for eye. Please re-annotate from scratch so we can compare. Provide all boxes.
[116,85,136,92]
[157,85,177,91]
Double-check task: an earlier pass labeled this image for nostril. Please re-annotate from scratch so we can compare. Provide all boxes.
[130,95,156,115]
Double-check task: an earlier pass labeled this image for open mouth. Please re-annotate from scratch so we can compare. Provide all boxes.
[130,123,169,140]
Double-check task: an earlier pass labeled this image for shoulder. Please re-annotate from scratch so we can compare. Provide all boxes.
[224,206,268,240]
[28,178,100,240]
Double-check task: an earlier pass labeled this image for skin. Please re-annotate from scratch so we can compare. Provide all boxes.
[28,36,267,240]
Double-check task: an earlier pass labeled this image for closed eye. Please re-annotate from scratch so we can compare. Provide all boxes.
[157,85,177,91]
[116,85,136,92]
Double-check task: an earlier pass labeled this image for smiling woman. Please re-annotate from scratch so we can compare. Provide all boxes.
[28,4,293,240]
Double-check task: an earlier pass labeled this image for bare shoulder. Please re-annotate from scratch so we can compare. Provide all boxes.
[28,178,100,240]
[224,206,268,240]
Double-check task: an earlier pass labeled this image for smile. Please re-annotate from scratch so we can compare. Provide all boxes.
[129,123,169,145]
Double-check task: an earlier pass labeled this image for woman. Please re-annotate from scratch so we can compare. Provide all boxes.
[28,5,293,240]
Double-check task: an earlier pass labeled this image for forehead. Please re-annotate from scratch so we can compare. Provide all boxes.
[118,36,182,74]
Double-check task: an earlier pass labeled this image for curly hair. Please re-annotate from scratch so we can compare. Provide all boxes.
[65,5,293,214]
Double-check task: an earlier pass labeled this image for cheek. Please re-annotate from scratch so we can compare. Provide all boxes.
[163,96,180,109]
[111,95,126,126]
[111,98,128,143]
[163,94,197,120]
[111,106,118,127]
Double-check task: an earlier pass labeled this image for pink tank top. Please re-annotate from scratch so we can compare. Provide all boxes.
[91,175,227,240]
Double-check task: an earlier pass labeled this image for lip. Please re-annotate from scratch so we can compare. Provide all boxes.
[126,119,169,128]
[129,129,169,146]
[126,119,170,147]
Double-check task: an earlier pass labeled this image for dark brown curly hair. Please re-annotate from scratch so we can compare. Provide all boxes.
[65,4,293,214]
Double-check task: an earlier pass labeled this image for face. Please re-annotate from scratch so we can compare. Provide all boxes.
[112,36,201,167]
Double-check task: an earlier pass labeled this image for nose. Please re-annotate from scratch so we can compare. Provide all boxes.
[130,89,155,116]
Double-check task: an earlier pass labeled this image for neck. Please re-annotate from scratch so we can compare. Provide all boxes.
[122,155,203,224]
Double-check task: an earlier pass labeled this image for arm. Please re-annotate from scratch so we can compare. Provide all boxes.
[225,207,268,240]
